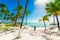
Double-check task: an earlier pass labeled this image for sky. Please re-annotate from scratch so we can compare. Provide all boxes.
[26,0,53,22]
[0,0,56,23]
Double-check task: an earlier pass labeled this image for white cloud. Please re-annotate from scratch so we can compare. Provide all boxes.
[35,0,53,7]
[27,0,54,22]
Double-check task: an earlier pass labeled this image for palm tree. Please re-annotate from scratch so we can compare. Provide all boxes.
[4,10,10,24]
[16,0,29,38]
[20,0,29,29]
[9,13,15,24]
[0,3,8,15]
[0,3,7,10]
[13,0,29,38]
[45,0,60,30]
[15,0,22,38]
[15,0,20,26]
[25,10,30,26]
[43,15,49,30]
[39,15,49,30]
[13,0,23,26]
[13,6,24,38]
[13,5,24,26]
[0,3,10,23]
[47,13,56,26]
[53,15,55,26]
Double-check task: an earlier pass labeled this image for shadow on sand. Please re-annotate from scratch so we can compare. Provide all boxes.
[42,35,52,40]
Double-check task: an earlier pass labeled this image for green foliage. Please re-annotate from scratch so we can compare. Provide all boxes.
[0,3,10,21]
[43,15,49,21]
[39,15,49,22]
[0,3,7,9]
[45,0,60,16]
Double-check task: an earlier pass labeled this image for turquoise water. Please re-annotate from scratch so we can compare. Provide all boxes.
[24,22,53,28]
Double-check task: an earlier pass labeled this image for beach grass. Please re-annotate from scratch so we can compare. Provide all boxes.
[0,24,15,32]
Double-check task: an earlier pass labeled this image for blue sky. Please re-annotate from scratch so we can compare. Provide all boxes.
[0,0,54,22]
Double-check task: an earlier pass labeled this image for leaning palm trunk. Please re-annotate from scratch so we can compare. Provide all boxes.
[15,19,17,26]
[16,0,29,38]
[44,21,46,30]
[19,0,29,37]
[53,15,55,26]
[20,0,29,29]
[16,0,21,38]
[55,16,60,30]
[20,15,24,28]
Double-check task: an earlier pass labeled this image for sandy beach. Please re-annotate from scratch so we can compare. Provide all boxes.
[0,26,60,40]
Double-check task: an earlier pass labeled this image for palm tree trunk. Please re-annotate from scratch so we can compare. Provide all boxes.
[16,0,20,38]
[15,20,17,26]
[16,0,29,38]
[55,16,60,30]
[44,21,46,30]
[18,0,29,38]
[20,0,29,29]
[12,21,13,24]
[53,15,55,26]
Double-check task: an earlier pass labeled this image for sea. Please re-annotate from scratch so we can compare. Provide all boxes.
[4,21,54,28]
[24,22,54,28]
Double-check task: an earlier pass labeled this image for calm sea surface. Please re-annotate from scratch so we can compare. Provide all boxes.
[24,22,54,28]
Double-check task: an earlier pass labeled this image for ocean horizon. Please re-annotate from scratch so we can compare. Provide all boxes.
[24,22,54,28]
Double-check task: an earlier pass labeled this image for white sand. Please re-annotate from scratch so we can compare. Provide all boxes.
[0,26,60,40]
